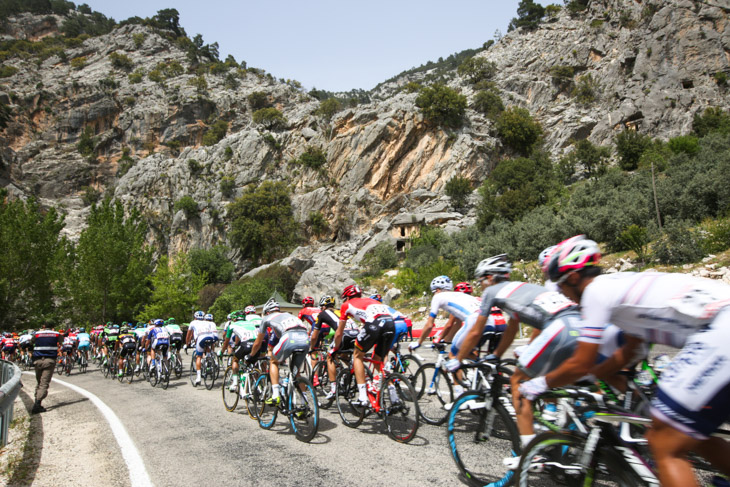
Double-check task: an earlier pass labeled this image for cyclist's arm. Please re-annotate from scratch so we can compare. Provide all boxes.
[527,327,541,343]
[491,316,519,359]
[309,328,319,351]
[435,315,458,343]
[455,314,489,361]
[416,315,436,347]
[249,331,265,357]
[589,336,645,380]
[185,328,194,345]
[334,319,346,349]
[545,341,599,388]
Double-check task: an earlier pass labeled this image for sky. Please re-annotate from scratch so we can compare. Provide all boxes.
[80,1,522,92]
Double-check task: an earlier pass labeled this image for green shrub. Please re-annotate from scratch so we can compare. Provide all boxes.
[148,68,164,84]
[361,241,398,276]
[174,195,199,219]
[252,107,287,129]
[247,91,270,110]
[395,258,466,296]
[652,220,704,265]
[70,56,87,70]
[472,89,504,119]
[615,129,651,170]
[188,245,235,284]
[314,98,342,121]
[549,65,574,90]
[567,139,611,180]
[444,175,472,210]
[0,66,18,78]
[545,4,561,18]
[565,0,588,15]
[109,52,133,71]
[262,133,281,150]
[701,217,730,254]
[187,159,202,174]
[590,19,604,28]
[307,211,329,238]
[132,33,146,49]
[692,107,730,138]
[403,81,422,93]
[495,107,543,156]
[667,135,700,155]
[224,146,233,160]
[714,71,727,87]
[415,84,467,128]
[128,68,144,83]
[77,126,95,156]
[81,185,100,206]
[293,146,327,170]
[188,75,208,95]
[202,120,228,146]
[457,56,497,84]
[508,0,546,31]
[619,224,650,263]
[220,176,236,198]
[637,140,671,172]
[571,74,600,105]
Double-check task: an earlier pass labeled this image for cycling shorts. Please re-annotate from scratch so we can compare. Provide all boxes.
[387,319,409,350]
[651,308,730,439]
[234,341,260,361]
[61,345,73,353]
[329,329,358,355]
[195,335,217,356]
[355,317,395,356]
[450,312,482,356]
[120,342,136,358]
[272,330,309,368]
[78,343,90,352]
[20,342,32,351]
[518,311,581,378]
[152,338,169,350]
[477,323,506,354]
[170,334,183,349]
[313,325,330,347]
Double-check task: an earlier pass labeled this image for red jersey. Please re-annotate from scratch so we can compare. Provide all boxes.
[297,307,321,327]
[339,298,394,325]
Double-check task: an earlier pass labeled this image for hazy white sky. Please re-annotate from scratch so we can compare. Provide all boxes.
[81,1,522,92]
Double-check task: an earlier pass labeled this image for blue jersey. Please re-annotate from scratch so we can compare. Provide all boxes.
[148,327,170,345]
[77,333,91,346]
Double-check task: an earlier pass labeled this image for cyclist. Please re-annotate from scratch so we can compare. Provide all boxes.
[520,235,730,487]
[101,322,120,365]
[146,319,170,375]
[76,328,91,364]
[19,330,33,363]
[117,325,137,378]
[2,333,18,361]
[185,311,218,386]
[60,331,75,368]
[310,295,350,400]
[298,296,320,329]
[165,318,184,363]
[332,284,395,407]
[222,306,262,391]
[248,299,309,406]
[133,322,149,372]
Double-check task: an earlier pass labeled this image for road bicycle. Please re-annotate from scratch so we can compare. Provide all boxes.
[148,348,171,389]
[222,357,266,418]
[253,352,319,443]
[309,347,352,409]
[169,348,183,379]
[335,355,420,443]
[387,342,422,385]
[118,352,135,384]
[411,342,456,425]
[57,351,75,376]
[446,359,521,487]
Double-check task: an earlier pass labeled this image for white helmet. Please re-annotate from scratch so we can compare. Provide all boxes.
[429,275,453,293]
[538,245,557,268]
[474,254,511,279]
[204,313,214,321]
[194,310,205,320]
[263,298,280,315]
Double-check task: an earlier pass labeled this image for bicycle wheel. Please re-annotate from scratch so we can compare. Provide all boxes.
[254,374,278,429]
[245,369,263,419]
[80,356,88,373]
[516,431,648,487]
[393,353,422,384]
[310,360,333,408]
[204,355,216,390]
[149,362,159,387]
[222,366,239,412]
[125,358,134,383]
[381,372,419,443]
[335,369,365,428]
[65,357,73,376]
[173,354,183,379]
[160,359,170,389]
[57,358,64,374]
[189,357,197,386]
[102,358,110,378]
[447,390,521,487]
[412,363,454,426]
[117,360,125,382]
[288,376,319,443]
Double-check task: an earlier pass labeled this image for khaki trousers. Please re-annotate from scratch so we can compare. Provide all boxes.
[33,357,56,403]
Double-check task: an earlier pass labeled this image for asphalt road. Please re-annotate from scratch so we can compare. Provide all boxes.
[37,348,469,487]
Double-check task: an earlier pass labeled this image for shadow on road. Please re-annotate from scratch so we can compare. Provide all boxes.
[8,390,42,487]
[45,397,89,411]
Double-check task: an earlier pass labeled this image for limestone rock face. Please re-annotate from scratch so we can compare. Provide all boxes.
[2,1,729,291]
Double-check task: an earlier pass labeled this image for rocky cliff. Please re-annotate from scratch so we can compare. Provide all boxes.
[1,0,729,297]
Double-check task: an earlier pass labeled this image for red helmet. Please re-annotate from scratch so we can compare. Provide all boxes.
[301,296,315,307]
[454,282,473,294]
[341,284,362,300]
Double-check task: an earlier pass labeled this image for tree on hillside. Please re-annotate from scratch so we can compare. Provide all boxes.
[227,181,300,264]
[415,84,467,128]
[0,191,66,329]
[70,199,151,324]
[495,107,544,156]
[152,8,183,37]
[188,245,235,284]
[508,0,546,31]
[137,253,206,323]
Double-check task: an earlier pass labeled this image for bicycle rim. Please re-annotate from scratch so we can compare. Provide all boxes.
[173,355,183,379]
[412,363,453,426]
[396,354,422,384]
[255,375,277,429]
[246,369,264,420]
[204,357,215,390]
[189,358,197,386]
[289,377,319,443]
[310,361,332,408]
[125,360,134,383]
[149,365,159,387]
[161,361,170,389]
[335,369,365,428]
[222,367,239,412]
[447,391,521,487]
[382,372,419,443]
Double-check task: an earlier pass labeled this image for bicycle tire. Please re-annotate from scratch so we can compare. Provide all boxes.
[245,369,263,419]
[117,359,125,382]
[516,431,650,487]
[393,353,422,384]
[222,366,239,412]
[102,358,110,378]
[447,390,521,487]
[204,355,216,390]
[254,374,278,429]
[149,362,159,387]
[189,356,198,387]
[80,356,87,374]
[125,358,134,383]
[381,372,419,443]
[412,363,454,426]
[335,369,366,428]
[57,358,64,374]
[310,360,334,409]
[172,354,183,379]
[160,358,170,389]
[65,357,73,376]
[288,376,319,443]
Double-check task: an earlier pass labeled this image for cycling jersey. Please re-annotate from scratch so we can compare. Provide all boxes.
[148,327,170,348]
[62,336,75,348]
[428,291,481,322]
[226,321,259,343]
[103,327,120,342]
[262,312,307,339]
[479,281,578,330]
[339,297,394,325]
[188,319,217,340]
[297,307,320,327]
[314,309,339,331]
[578,272,730,348]
[19,334,32,345]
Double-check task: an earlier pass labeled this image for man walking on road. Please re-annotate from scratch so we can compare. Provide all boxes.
[31,323,61,414]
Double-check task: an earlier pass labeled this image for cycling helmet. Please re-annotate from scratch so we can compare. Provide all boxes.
[244,305,257,315]
[301,296,315,307]
[121,326,130,333]
[474,254,512,279]
[546,235,601,283]
[319,295,336,308]
[263,298,280,315]
[167,317,176,324]
[538,245,557,269]
[194,310,204,320]
[454,282,473,294]
[153,319,164,326]
[430,275,453,292]
[106,322,112,326]
[204,313,214,321]
[341,284,362,300]
[370,293,383,302]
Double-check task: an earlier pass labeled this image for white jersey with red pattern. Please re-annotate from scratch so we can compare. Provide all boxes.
[298,307,320,327]
[339,297,394,325]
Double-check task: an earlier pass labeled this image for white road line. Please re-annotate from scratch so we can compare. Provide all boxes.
[24,372,154,487]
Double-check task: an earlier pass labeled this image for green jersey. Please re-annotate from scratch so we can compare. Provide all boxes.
[225,319,259,342]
